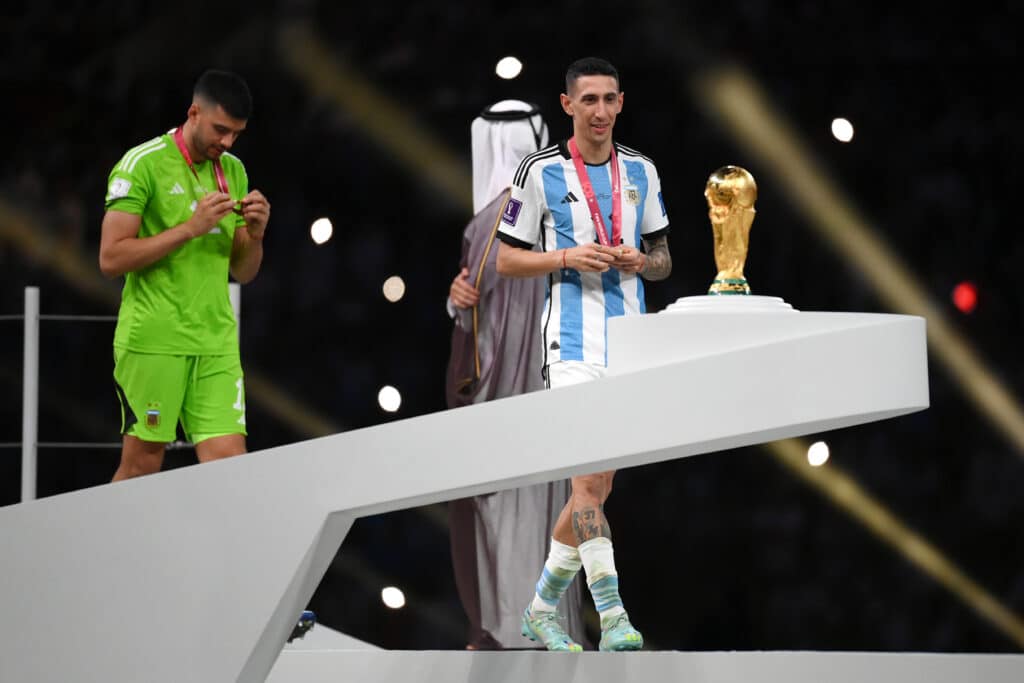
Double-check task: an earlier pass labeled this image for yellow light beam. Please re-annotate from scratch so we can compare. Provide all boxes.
[278,21,473,213]
[770,437,1024,648]
[693,66,1024,457]
[0,201,121,307]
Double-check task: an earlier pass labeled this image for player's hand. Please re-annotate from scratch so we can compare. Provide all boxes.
[450,268,479,309]
[187,192,236,236]
[565,243,616,272]
[610,245,647,274]
[240,189,270,240]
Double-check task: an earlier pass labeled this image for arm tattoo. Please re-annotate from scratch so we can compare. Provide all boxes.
[572,506,612,544]
[640,235,672,281]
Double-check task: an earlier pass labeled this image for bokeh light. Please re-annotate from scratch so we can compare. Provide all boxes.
[807,441,830,467]
[382,276,406,303]
[381,586,406,609]
[831,117,854,143]
[310,217,333,245]
[495,56,523,80]
[952,281,978,314]
[378,385,401,412]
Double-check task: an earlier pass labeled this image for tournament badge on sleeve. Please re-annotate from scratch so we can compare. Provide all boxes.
[502,197,523,226]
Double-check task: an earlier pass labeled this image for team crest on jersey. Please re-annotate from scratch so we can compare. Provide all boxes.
[107,177,132,200]
[624,185,641,206]
[502,198,523,226]
[145,402,161,428]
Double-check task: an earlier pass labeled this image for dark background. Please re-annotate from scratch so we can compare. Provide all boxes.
[2,1,1022,652]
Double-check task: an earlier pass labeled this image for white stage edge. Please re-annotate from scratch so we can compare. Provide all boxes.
[267,650,1024,683]
[1,303,934,681]
[280,623,379,651]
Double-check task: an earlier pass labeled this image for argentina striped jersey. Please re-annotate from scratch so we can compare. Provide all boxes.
[497,140,670,366]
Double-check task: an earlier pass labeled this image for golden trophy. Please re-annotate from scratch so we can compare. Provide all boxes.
[705,165,757,295]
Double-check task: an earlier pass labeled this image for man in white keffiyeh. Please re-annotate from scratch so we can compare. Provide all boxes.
[446,100,588,650]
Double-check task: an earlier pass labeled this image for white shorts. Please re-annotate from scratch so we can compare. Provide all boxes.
[545,360,607,389]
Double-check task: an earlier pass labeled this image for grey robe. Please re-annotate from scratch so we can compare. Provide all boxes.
[446,191,588,649]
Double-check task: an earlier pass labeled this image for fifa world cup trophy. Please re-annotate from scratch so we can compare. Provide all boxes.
[705,166,757,295]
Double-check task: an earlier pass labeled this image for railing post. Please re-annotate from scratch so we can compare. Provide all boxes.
[22,286,39,502]
[229,282,241,342]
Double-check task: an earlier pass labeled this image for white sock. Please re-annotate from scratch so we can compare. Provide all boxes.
[529,538,582,614]
[578,537,626,626]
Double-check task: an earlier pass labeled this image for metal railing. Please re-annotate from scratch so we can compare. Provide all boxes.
[2,284,240,502]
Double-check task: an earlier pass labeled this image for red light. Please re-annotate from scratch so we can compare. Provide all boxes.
[952,281,978,314]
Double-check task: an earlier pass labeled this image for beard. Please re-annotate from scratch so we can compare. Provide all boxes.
[189,129,222,162]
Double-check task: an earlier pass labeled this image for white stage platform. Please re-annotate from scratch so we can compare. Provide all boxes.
[0,302,942,681]
[279,623,379,651]
[268,649,1023,683]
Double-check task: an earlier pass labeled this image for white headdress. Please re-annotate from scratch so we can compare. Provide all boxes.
[470,100,548,214]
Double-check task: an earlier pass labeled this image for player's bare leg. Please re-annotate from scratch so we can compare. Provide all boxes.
[551,470,643,650]
[112,436,166,481]
[553,470,614,544]
[195,434,247,463]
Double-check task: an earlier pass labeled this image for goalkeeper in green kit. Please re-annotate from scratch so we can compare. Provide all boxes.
[99,69,270,481]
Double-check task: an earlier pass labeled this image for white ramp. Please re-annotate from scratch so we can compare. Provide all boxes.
[0,307,930,682]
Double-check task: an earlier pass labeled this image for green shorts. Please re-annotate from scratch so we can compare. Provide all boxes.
[113,348,247,444]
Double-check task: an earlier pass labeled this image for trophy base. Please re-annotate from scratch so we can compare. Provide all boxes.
[708,278,751,295]
[661,294,797,314]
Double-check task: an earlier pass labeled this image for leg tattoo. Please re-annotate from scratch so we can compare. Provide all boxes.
[572,506,612,544]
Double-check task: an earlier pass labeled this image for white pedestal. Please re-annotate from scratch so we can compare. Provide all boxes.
[662,294,797,314]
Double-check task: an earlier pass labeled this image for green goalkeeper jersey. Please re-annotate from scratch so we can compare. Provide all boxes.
[105,130,248,355]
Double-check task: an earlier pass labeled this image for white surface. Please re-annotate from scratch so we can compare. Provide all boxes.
[662,294,796,314]
[0,307,929,682]
[21,286,38,501]
[267,650,1023,683]
[230,281,241,338]
[608,303,923,379]
[280,623,379,651]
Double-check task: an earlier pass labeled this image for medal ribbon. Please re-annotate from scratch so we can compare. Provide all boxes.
[172,125,231,196]
[568,136,621,246]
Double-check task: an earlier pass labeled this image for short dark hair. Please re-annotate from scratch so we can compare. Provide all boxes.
[565,57,620,94]
[193,69,252,120]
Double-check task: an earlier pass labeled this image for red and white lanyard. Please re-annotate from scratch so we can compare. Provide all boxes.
[568,136,621,246]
